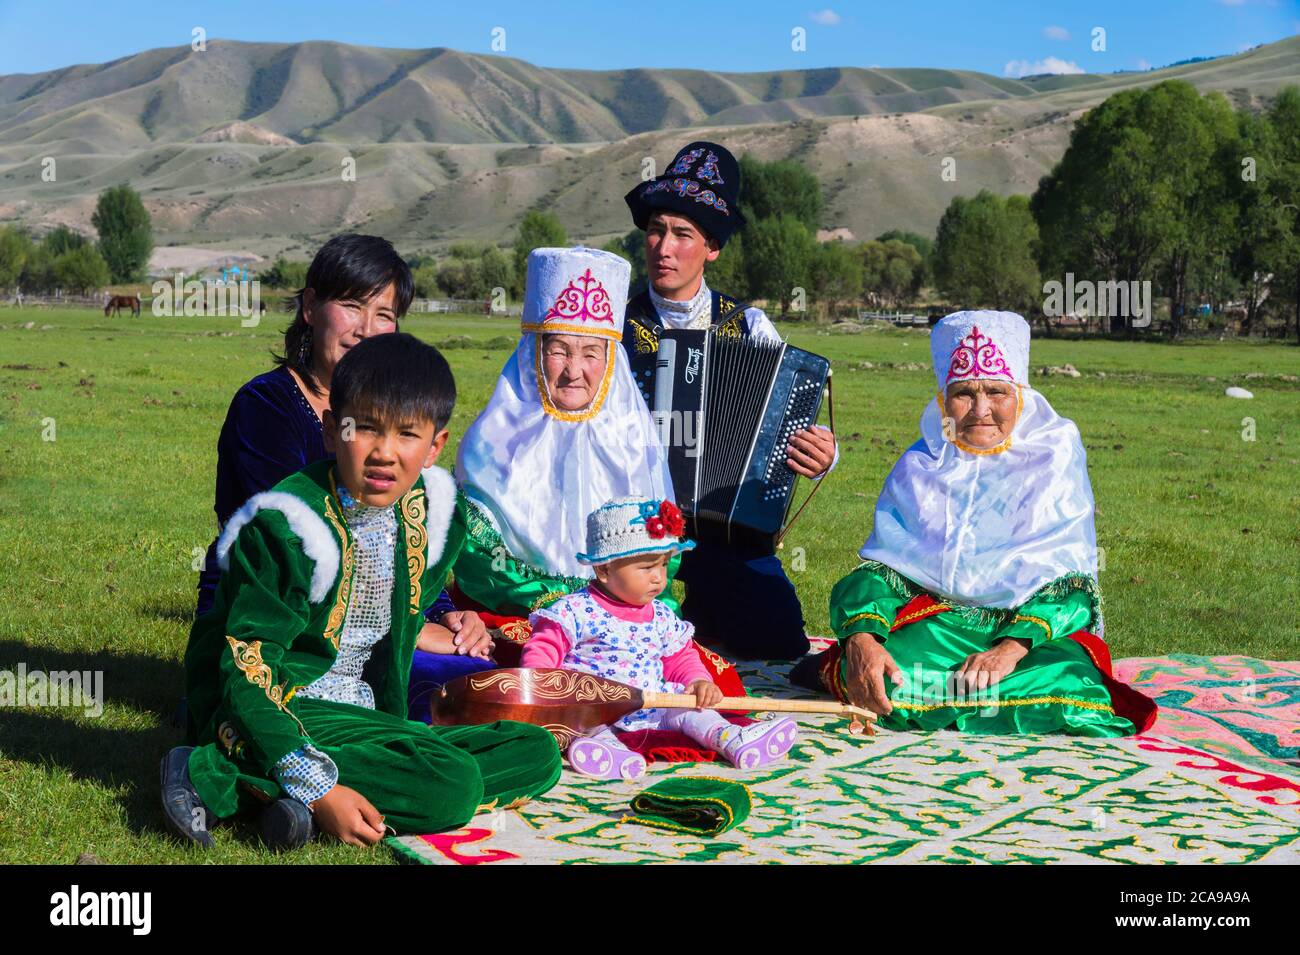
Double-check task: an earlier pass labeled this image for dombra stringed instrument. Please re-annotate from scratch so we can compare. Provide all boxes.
[634,328,832,552]
[431,668,875,749]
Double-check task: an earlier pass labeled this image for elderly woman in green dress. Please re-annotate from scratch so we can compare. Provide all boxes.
[803,310,1155,735]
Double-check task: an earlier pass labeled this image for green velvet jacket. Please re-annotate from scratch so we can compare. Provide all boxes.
[184,460,468,784]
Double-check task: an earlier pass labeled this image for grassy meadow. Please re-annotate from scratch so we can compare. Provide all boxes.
[0,305,1297,863]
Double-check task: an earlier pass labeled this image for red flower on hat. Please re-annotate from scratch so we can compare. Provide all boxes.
[659,500,686,537]
[643,500,686,540]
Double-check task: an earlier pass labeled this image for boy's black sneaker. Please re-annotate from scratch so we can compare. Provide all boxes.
[260,797,315,851]
[159,746,215,848]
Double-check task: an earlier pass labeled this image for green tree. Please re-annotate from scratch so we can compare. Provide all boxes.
[860,239,924,307]
[91,184,153,283]
[411,261,441,299]
[876,229,934,285]
[934,191,1040,313]
[478,245,514,301]
[1032,80,1239,334]
[0,226,32,289]
[512,209,567,297]
[739,157,822,231]
[43,225,89,257]
[705,232,747,298]
[263,257,309,290]
[744,214,815,317]
[1262,86,1300,342]
[809,240,863,318]
[52,244,111,294]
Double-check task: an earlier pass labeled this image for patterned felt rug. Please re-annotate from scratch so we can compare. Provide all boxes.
[389,653,1300,865]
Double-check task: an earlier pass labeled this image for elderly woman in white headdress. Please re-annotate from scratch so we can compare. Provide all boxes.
[800,311,1156,736]
[450,247,743,694]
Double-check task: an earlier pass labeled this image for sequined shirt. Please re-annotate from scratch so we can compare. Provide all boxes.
[274,482,398,805]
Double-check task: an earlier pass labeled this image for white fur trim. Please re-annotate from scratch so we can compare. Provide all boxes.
[216,491,341,604]
[420,465,457,569]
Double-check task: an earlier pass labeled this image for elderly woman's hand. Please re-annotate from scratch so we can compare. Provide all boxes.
[844,632,903,716]
[956,638,1030,692]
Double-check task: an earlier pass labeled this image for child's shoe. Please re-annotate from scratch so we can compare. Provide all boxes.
[716,717,798,770]
[260,798,315,851]
[567,734,647,780]
[159,746,215,848]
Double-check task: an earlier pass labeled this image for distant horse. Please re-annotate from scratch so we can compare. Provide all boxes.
[105,294,141,317]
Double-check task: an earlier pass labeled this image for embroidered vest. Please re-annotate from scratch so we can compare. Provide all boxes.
[622,289,751,404]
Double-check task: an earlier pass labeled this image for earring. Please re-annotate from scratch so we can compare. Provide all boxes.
[298,326,313,366]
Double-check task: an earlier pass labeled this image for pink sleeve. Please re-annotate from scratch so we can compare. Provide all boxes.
[520,618,571,669]
[663,642,711,686]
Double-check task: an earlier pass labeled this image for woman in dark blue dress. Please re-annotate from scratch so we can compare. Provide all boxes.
[195,234,494,718]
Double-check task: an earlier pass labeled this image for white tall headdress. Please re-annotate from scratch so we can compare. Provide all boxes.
[455,247,672,579]
[860,310,1102,617]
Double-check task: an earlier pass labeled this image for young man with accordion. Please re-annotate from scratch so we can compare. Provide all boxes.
[621,141,838,661]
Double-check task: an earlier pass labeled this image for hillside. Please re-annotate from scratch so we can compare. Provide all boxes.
[0,35,1295,261]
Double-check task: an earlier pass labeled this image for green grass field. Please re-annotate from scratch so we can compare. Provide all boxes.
[1,306,1297,863]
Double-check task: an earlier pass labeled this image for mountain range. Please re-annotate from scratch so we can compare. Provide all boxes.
[0,35,1296,263]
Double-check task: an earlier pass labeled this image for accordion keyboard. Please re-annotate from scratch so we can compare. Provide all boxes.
[762,375,824,501]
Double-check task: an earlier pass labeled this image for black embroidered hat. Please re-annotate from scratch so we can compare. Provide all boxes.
[624,141,747,247]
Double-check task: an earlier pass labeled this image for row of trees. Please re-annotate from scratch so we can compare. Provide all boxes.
[934,80,1300,336]
[0,185,154,294]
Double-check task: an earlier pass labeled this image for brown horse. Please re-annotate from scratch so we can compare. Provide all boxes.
[104,295,141,317]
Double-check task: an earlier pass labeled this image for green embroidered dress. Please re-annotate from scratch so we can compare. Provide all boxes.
[826,562,1143,737]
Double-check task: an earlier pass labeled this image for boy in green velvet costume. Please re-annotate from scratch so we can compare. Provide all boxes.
[161,333,560,850]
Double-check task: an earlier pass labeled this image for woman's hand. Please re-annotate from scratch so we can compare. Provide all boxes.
[441,610,493,658]
[685,679,723,710]
[786,426,837,478]
[844,632,903,716]
[310,785,387,847]
[956,638,1030,692]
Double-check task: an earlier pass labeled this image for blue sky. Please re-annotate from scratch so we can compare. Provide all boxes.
[0,0,1296,77]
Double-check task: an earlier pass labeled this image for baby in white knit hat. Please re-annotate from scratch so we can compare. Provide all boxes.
[522,496,798,779]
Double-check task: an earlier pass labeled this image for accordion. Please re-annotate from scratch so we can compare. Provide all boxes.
[630,328,831,553]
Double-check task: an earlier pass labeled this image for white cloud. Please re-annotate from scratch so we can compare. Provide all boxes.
[1003,57,1086,78]
[1043,25,1070,41]
[1136,58,1152,71]
[810,9,841,26]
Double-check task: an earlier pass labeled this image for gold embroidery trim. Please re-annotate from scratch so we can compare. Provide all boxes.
[893,603,950,629]
[400,485,428,614]
[935,384,1024,456]
[716,313,744,338]
[890,694,1114,714]
[322,476,355,652]
[1012,613,1052,641]
[224,635,307,734]
[521,321,622,342]
[530,590,568,611]
[534,337,617,422]
[843,611,889,631]
[695,641,732,674]
[631,319,659,355]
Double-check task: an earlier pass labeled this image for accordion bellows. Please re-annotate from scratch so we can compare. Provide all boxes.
[634,328,830,553]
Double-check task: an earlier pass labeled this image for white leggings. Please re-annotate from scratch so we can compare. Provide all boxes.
[592,707,731,750]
